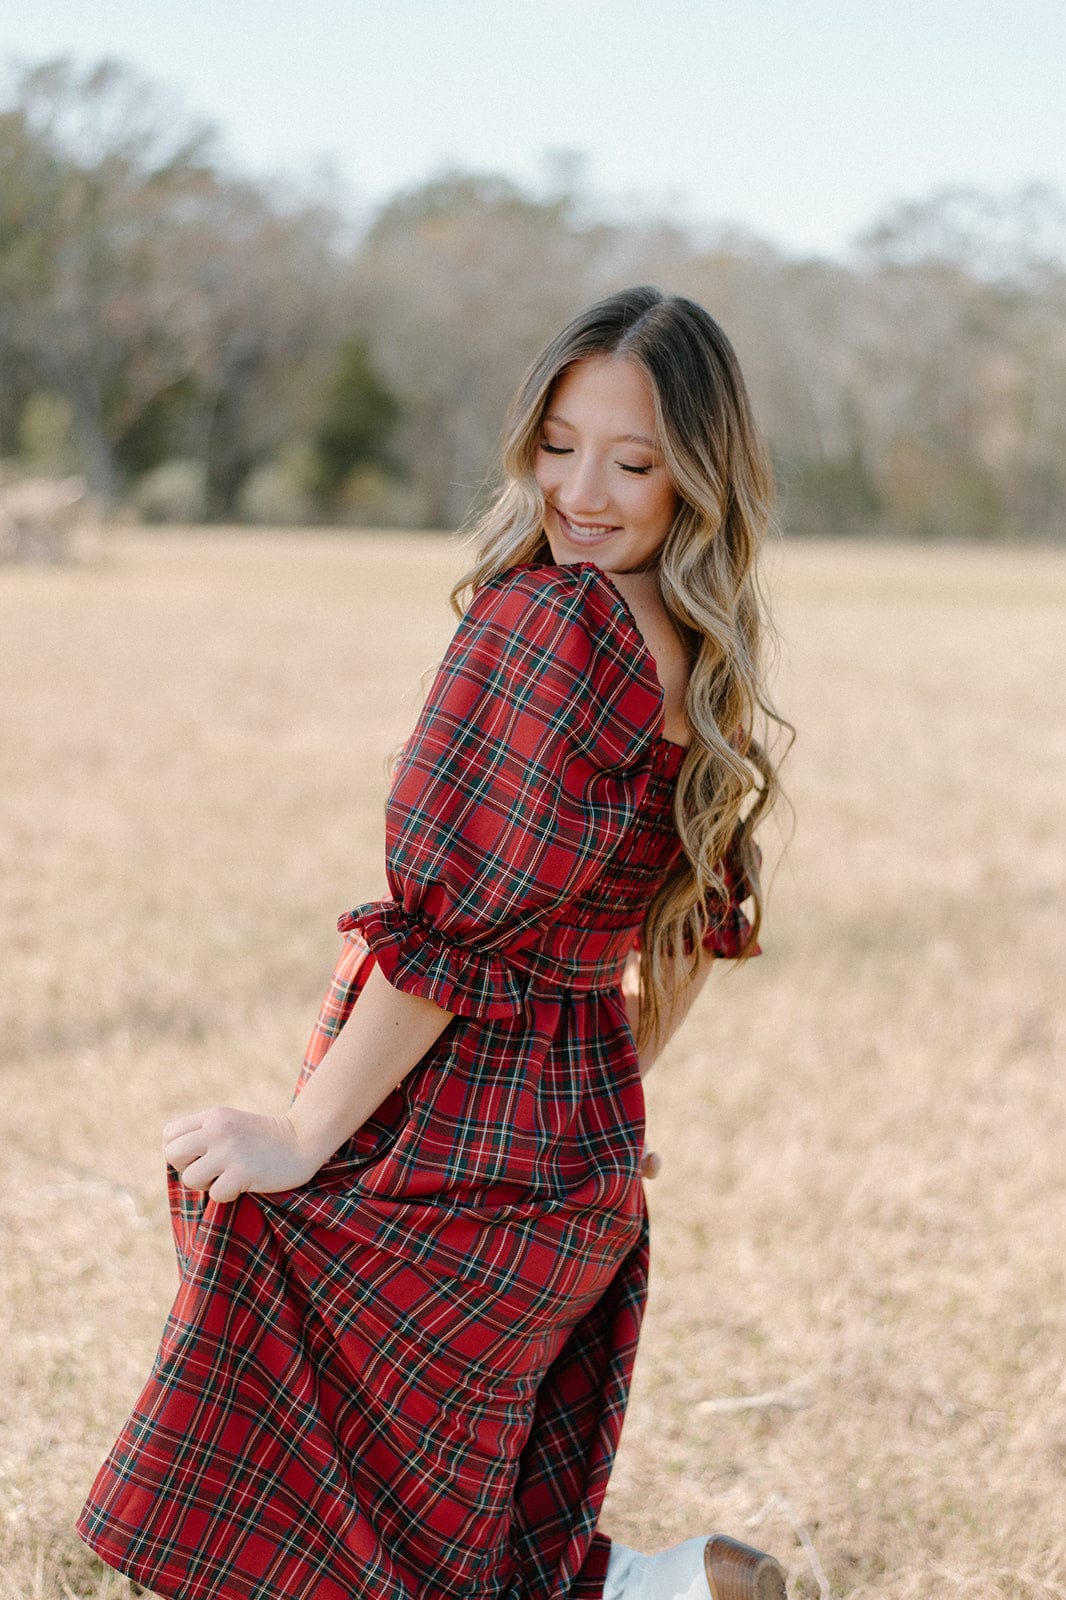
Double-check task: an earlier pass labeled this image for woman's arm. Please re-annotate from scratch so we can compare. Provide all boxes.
[163,964,454,1204]
[622,945,716,1181]
[622,946,715,1080]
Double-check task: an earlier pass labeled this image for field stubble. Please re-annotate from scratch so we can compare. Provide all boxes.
[0,530,1063,1599]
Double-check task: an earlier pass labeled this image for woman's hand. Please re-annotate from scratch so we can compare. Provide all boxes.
[163,1108,322,1204]
[640,1145,661,1180]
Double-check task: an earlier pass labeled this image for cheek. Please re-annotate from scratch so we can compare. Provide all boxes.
[638,481,678,534]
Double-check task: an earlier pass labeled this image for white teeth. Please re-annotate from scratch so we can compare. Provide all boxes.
[563,515,613,533]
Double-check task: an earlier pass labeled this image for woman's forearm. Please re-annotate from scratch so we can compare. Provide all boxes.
[164,961,455,1202]
[624,948,715,1078]
[288,962,455,1166]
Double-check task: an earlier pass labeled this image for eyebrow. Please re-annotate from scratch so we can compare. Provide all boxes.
[541,412,657,450]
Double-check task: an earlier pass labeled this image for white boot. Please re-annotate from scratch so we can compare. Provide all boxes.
[603,1537,710,1600]
[603,1534,788,1600]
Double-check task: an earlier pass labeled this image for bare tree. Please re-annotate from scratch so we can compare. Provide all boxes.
[0,56,348,514]
[0,57,218,501]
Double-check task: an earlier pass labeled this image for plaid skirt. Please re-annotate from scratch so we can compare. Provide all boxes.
[76,933,649,1600]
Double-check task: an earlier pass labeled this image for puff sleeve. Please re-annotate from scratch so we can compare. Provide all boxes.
[338,565,664,1018]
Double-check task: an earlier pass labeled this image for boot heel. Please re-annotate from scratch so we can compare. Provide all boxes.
[704,1535,787,1600]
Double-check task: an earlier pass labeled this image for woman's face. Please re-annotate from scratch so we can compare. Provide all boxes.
[534,354,679,574]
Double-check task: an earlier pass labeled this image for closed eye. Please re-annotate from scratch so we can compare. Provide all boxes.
[540,440,652,475]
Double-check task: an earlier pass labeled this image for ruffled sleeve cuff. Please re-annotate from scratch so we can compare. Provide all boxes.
[337,901,528,1019]
[701,905,761,959]
[700,831,762,959]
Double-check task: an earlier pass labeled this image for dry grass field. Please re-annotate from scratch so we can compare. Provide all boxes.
[1,529,1063,1600]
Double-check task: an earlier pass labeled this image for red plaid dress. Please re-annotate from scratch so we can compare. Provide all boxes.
[77,562,756,1600]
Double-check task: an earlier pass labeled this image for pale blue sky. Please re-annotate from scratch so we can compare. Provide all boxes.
[5,0,1064,258]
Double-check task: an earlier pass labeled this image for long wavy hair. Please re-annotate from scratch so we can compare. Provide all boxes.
[451,286,791,1046]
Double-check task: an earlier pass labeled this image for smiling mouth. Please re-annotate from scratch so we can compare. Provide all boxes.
[555,510,620,542]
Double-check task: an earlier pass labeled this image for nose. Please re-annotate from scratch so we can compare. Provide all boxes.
[557,451,610,516]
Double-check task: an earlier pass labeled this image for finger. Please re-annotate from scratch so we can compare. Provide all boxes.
[163,1131,210,1172]
[163,1111,211,1144]
[177,1153,226,1193]
[640,1149,662,1179]
[208,1172,243,1205]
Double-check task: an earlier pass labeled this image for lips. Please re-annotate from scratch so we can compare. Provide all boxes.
[555,509,621,544]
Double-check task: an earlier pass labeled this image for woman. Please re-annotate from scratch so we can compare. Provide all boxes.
[77,287,790,1600]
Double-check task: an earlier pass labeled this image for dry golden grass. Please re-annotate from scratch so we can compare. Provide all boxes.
[1,529,1063,1599]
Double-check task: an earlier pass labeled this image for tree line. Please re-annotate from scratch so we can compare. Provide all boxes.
[2,55,1064,541]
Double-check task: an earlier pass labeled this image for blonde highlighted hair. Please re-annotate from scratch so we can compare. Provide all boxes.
[452,286,791,1045]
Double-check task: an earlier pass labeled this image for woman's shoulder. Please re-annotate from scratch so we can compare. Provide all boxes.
[471,560,650,663]
[460,562,664,747]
